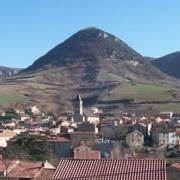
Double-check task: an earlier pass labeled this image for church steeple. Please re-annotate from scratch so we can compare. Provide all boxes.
[73,94,83,115]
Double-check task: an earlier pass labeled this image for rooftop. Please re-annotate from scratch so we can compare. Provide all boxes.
[7,161,43,178]
[170,163,180,170]
[48,137,71,143]
[34,169,55,180]
[0,160,6,172]
[53,159,166,180]
[0,130,16,138]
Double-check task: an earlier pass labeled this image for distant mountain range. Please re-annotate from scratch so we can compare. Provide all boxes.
[153,51,180,79]
[1,27,180,114]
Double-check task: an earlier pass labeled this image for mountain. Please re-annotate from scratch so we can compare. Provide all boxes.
[2,27,180,114]
[0,66,22,79]
[21,27,171,84]
[152,51,180,79]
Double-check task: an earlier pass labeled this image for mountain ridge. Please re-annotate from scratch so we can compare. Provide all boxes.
[0,66,22,79]
[153,51,180,79]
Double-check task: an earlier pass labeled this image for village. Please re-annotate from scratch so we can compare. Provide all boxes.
[0,94,179,179]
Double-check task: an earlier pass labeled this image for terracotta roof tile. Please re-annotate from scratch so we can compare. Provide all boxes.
[48,137,71,142]
[170,163,180,170]
[7,161,43,178]
[53,159,166,180]
[34,168,55,180]
[0,160,6,172]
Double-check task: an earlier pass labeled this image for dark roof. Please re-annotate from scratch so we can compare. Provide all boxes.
[53,159,166,180]
[84,110,98,117]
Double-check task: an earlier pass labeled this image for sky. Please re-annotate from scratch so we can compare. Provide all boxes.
[0,0,180,68]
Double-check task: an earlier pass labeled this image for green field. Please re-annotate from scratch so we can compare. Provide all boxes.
[105,83,173,102]
[99,82,180,114]
[98,70,124,82]
[0,94,29,105]
[134,84,172,102]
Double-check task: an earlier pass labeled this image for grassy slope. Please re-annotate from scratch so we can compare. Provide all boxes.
[1,70,180,114]
[104,83,172,102]
[0,94,29,105]
[99,83,180,114]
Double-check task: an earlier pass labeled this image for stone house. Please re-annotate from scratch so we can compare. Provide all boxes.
[125,130,144,150]
[100,123,148,141]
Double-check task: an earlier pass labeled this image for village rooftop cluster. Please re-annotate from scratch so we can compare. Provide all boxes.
[0,94,179,179]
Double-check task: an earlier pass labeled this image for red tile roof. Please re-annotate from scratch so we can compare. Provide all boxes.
[53,159,166,180]
[170,163,180,170]
[7,161,43,178]
[48,137,71,142]
[34,168,55,180]
[0,160,6,172]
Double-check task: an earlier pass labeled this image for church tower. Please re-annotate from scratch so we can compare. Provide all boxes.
[73,94,83,115]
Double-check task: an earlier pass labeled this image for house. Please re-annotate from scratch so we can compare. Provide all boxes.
[70,131,98,147]
[125,130,144,150]
[73,143,101,159]
[6,160,43,180]
[52,159,166,180]
[84,111,100,124]
[41,116,56,129]
[47,137,72,158]
[167,163,180,180]
[176,130,180,146]
[100,124,134,140]
[159,111,173,119]
[0,159,6,177]
[0,110,5,117]
[0,130,17,147]
[31,106,41,115]
[34,161,56,180]
[93,140,113,158]
[77,122,98,133]
[151,123,176,147]
[100,121,148,141]
[59,125,74,134]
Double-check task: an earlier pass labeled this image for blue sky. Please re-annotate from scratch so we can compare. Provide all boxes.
[0,0,180,68]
